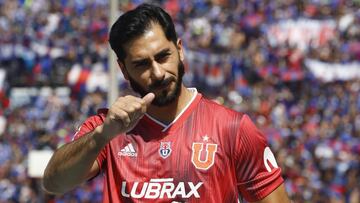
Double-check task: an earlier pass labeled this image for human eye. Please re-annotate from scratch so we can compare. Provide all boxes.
[155,52,171,63]
[133,60,150,69]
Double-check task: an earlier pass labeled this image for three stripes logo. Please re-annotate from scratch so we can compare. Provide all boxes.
[118,143,137,157]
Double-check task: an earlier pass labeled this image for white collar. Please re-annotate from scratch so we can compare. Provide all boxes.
[145,88,198,132]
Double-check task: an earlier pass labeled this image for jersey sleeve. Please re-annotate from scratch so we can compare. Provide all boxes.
[234,114,284,202]
[72,109,108,172]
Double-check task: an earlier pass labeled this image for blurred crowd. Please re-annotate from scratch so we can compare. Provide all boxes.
[0,0,359,202]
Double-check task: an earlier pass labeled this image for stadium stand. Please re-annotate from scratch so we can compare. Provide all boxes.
[0,0,359,202]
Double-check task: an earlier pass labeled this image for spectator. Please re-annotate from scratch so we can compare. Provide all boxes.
[0,0,359,202]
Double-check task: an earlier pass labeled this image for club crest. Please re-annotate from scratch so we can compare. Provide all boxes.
[159,142,172,159]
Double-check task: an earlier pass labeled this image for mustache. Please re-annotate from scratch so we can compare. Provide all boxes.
[149,77,174,90]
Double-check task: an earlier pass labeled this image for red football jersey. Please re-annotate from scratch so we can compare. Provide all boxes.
[73,89,284,203]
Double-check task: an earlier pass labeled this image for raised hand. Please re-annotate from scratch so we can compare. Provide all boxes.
[101,93,155,140]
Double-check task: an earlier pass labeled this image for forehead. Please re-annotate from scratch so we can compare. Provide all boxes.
[123,23,175,61]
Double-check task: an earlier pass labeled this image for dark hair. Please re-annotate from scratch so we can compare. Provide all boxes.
[109,3,178,62]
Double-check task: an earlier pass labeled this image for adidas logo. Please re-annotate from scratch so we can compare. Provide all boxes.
[118,143,137,157]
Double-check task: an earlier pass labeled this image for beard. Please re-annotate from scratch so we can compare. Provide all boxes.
[127,60,185,107]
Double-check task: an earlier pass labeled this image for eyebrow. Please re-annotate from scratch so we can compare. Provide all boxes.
[131,58,148,66]
[131,48,171,65]
[154,48,171,59]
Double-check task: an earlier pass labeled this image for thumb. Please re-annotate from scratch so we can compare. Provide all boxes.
[142,93,155,106]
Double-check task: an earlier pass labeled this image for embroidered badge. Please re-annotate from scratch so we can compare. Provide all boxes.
[159,142,172,159]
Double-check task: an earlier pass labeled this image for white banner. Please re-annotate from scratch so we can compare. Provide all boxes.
[10,87,70,108]
[305,59,360,82]
[266,18,336,51]
[0,69,6,90]
[28,150,54,178]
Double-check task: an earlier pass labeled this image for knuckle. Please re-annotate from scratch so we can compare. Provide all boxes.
[127,106,135,113]
[133,103,141,109]
[124,95,133,100]
[139,99,146,105]
[116,97,125,103]
[118,111,128,120]
[122,110,129,117]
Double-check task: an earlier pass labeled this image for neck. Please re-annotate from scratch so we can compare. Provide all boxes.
[146,85,194,125]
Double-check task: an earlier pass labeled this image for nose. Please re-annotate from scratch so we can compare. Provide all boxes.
[150,61,165,81]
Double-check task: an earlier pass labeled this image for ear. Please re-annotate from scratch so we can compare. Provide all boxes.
[117,59,129,80]
[176,39,185,61]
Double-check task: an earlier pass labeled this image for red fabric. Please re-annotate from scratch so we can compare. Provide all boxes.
[73,93,283,202]
[73,69,90,92]
[0,91,9,109]
[235,115,283,201]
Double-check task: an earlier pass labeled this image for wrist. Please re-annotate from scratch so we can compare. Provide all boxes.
[92,125,110,148]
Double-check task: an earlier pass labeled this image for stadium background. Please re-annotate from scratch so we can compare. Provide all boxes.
[0,0,359,202]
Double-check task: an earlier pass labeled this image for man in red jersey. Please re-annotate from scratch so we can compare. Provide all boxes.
[43,3,290,203]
